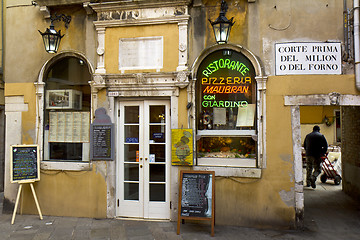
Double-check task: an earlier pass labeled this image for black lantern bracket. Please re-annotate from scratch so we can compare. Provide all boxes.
[38,13,72,53]
[50,13,72,29]
[209,0,235,44]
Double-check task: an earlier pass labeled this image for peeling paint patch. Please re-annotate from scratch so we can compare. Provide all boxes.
[279,188,295,207]
[280,153,292,163]
[288,170,295,183]
[94,162,107,179]
[279,154,295,182]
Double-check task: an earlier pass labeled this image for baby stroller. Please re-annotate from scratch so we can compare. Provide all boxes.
[320,154,342,185]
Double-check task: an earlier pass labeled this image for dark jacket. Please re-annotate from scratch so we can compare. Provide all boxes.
[304,130,328,158]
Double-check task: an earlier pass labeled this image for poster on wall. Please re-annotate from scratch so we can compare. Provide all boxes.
[236,104,256,127]
[171,129,193,166]
[49,112,90,143]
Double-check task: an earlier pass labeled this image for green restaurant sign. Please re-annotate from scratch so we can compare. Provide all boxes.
[197,49,256,130]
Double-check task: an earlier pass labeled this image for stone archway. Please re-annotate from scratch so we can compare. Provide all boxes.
[34,51,94,163]
[285,93,360,228]
[190,43,267,171]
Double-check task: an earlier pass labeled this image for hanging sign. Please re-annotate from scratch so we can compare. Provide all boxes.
[10,145,40,183]
[275,42,342,75]
[90,124,114,160]
[90,107,114,160]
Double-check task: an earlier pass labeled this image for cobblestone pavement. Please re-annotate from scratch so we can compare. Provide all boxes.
[1,180,359,240]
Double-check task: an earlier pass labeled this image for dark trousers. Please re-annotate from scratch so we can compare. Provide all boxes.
[306,156,321,184]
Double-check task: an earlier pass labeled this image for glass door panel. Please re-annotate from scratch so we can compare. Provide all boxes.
[124,145,138,162]
[124,183,139,200]
[149,184,165,201]
[125,106,140,123]
[124,163,139,181]
[149,164,165,182]
[149,106,166,123]
[150,145,165,162]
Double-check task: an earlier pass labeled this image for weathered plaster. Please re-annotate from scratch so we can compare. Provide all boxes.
[3,95,28,212]
[279,188,295,207]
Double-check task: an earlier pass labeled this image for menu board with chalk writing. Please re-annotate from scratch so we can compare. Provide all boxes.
[10,145,40,183]
[177,170,215,236]
[180,171,214,218]
[90,124,114,160]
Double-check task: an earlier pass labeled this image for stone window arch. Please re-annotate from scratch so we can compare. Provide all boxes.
[35,52,94,170]
[190,44,267,176]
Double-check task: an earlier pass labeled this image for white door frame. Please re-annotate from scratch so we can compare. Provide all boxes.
[116,99,171,219]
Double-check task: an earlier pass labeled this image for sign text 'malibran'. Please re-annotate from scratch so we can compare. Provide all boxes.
[275,42,342,75]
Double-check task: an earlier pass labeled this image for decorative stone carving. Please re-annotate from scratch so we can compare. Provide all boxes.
[174,7,186,15]
[179,43,187,52]
[97,48,105,56]
[329,92,340,105]
[135,73,146,84]
[92,75,106,91]
[176,71,189,88]
[98,10,140,21]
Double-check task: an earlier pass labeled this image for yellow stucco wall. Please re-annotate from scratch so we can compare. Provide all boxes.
[105,24,179,74]
[178,88,188,128]
[205,0,248,47]
[21,165,107,218]
[212,74,358,227]
[215,175,294,228]
[267,74,357,155]
[5,83,37,144]
[4,0,358,228]
[300,106,340,145]
[5,83,107,218]
[300,106,340,124]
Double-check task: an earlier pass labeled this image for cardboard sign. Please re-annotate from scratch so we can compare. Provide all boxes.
[171,129,193,166]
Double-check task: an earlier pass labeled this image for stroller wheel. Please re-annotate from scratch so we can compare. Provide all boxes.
[320,174,327,183]
[334,175,341,185]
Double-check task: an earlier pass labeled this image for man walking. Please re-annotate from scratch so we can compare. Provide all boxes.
[304,125,328,189]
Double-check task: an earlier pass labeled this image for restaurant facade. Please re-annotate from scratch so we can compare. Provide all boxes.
[3,0,360,229]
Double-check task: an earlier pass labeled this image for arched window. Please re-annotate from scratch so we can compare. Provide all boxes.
[194,47,262,168]
[43,56,92,162]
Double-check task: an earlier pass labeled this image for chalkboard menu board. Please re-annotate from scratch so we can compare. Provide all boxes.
[177,170,215,236]
[90,124,114,160]
[10,145,40,183]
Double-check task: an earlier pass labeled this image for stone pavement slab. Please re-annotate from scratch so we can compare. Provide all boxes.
[1,190,359,240]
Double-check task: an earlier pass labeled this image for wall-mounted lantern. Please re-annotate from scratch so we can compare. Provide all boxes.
[209,0,235,44]
[38,14,71,53]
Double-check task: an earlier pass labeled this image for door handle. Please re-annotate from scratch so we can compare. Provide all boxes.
[145,158,148,161]
[140,165,143,168]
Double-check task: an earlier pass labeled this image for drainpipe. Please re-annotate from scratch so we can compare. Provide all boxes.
[354,0,360,90]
